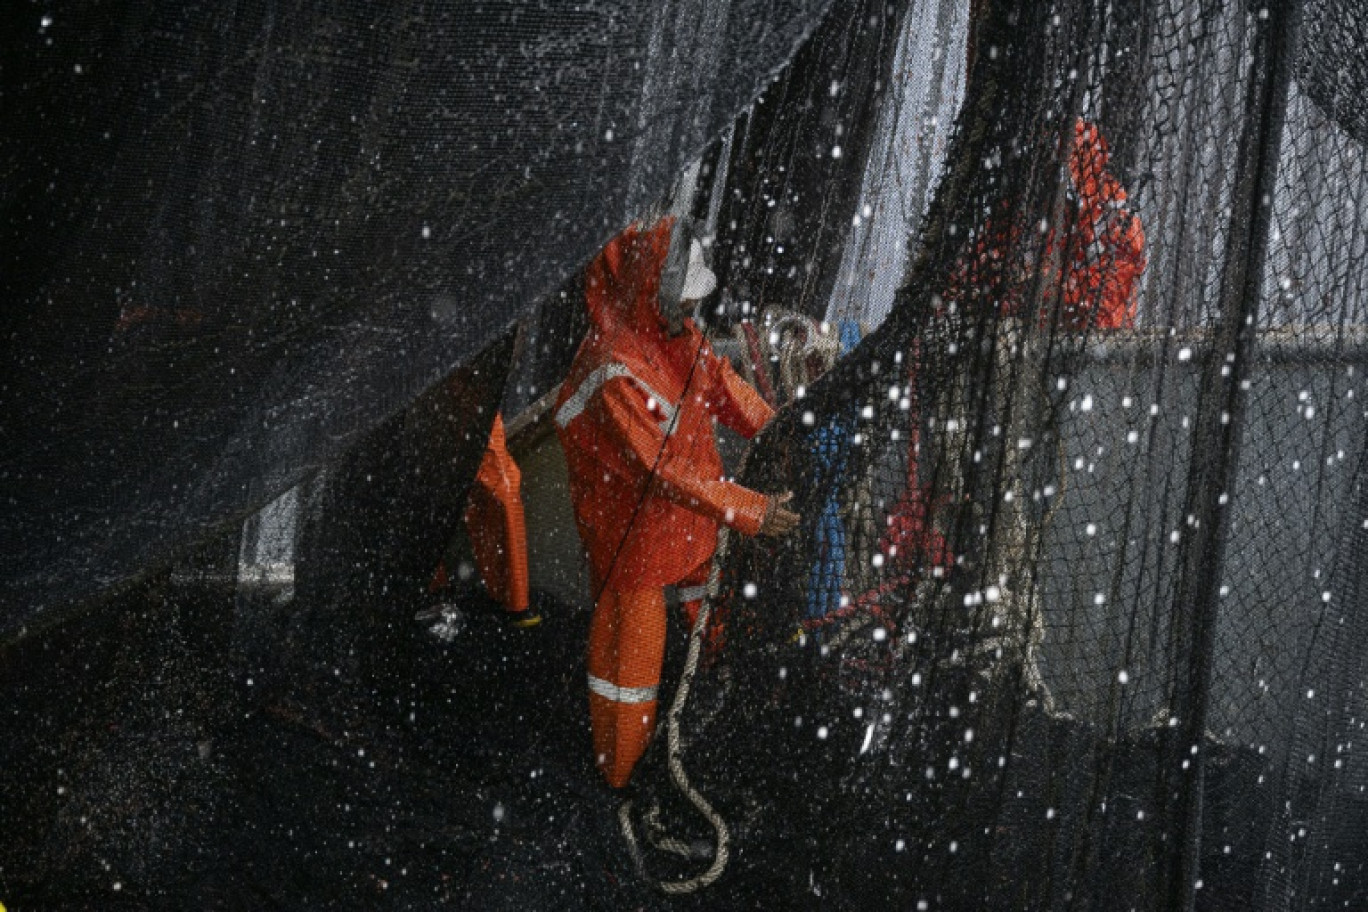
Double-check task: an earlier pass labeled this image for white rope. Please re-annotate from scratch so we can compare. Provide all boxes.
[619,529,733,894]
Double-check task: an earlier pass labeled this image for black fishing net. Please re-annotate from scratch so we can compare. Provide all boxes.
[5,0,1368,909]
[0,0,835,638]
[707,0,907,325]
[626,0,1368,908]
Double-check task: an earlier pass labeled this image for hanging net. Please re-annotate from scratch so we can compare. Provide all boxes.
[0,0,836,638]
[626,0,1368,908]
[4,0,1368,908]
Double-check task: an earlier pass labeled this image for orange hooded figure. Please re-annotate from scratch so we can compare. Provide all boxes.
[555,217,780,788]
[883,120,1146,590]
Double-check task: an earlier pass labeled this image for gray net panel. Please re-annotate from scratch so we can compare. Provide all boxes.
[826,0,971,327]
[626,0,1368,908]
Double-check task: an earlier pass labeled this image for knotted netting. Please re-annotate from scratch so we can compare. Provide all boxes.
[0,0,837,637]
[4,0,1368,907]
[629,0,1368,908]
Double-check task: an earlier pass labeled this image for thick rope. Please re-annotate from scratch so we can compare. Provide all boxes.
[619,530,733,894]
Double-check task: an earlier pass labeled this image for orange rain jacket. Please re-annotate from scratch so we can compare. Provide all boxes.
[1059,118,1146,330]
[555,218,775,591]
[463,413,530,612]
[945,118,1146,331]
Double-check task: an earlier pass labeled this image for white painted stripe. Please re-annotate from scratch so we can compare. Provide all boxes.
[554,362,679,434]
[588,673,658,704]
[676,584,709,604]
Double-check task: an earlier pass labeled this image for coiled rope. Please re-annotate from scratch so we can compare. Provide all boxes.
[618,530,733,894]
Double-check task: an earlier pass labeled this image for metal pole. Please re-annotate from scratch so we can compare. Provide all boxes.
[1161,2,1301,909]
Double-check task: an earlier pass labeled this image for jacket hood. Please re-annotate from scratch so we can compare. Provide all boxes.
[584,217,675,340]
[1070,117,1126,204]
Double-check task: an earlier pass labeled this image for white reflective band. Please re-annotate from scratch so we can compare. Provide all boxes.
[588,674,658,704]
[556,363,631,428]
[677,584,709,604]
[554,362,679,433]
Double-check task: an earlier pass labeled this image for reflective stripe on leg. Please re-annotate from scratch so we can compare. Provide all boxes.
[587,586,668,787]
[588,674,658,704]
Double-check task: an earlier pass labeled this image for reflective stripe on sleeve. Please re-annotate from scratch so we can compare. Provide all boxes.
[555,361,679,434]
[587,673,658,704]
[556,363,632,428]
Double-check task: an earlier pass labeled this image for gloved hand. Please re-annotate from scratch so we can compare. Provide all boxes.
[758,491,800,536]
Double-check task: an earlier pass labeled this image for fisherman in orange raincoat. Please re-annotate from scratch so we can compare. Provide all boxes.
[556,217,799,788]
[883,118,1145,582]
[941,116,1146,331]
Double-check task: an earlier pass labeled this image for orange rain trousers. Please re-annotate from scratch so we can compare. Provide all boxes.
[587,560,711,788]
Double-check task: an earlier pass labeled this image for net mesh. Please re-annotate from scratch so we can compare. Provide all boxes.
[4,0,1368,908]
[0,0,836,637]
[628,0,1368,907]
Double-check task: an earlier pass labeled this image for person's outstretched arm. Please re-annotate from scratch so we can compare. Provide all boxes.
[592,377,791,536]
[706,351,775,440]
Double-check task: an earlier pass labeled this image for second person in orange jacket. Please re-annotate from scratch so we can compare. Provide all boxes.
[943,117,1146,332]
[556,217,799,788]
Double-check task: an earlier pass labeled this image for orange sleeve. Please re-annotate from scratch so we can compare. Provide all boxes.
[593,378,769,536]
[707,355,775,440]
[1110,212,1146,329]
[1124,212,1146,273]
